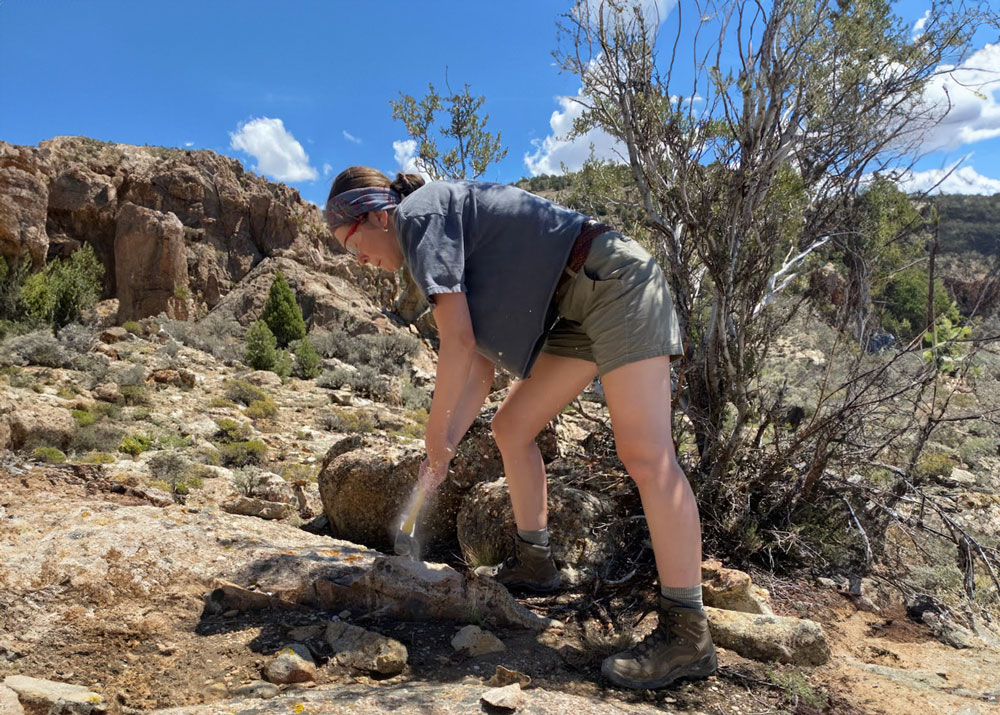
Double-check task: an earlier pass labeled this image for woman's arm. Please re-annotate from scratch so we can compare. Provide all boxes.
[445,351,495,450]
[424,292,478,477]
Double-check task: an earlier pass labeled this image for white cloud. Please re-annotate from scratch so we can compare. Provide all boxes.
[912,10,930,37]
[343,130,362,145]
[229,117,318,182]
[393,139,420,173]
[523,0,677,176]
[915,43,1000,152]
[184,141,194,147]
[322,162,333,178]
[899,159,1000,194]
[523,92,626,175]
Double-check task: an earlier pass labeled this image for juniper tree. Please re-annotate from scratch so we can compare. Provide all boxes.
[261,271,306,347]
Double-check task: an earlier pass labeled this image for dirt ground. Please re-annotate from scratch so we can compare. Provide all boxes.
[3,462,1000,715]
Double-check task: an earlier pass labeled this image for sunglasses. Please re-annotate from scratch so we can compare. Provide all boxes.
[342,215,365,257]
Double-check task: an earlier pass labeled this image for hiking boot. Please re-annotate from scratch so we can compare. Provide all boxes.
[602,596,717,689]
[473,536,561,593]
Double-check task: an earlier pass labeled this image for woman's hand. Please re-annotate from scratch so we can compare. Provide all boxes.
[417,456,449,492]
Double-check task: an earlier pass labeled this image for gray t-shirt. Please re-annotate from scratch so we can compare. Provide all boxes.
[394,181,587,378]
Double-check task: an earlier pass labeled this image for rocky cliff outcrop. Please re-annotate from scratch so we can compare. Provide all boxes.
[0,136,340,321]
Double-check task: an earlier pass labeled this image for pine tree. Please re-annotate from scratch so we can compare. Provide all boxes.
[261,271,306,347]
[245,320,277,370]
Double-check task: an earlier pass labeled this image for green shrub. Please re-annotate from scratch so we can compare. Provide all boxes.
[32,446,66,463]
[273,348,292,379]
[915,451,957,481]
[16,244,104,330]
[72,422,125,453]
[294,338,321,379]
[318,408,375,433]
[215,418,253,443]
[78,451,116,464]
[120,384,150,406]
[219,440,267,467]
[401,380,431,410]
[879,268,960,340]
[261,271,306,347]
[122,321,142,335]
[119,433,152,457]
[0,330,67,368]
[244,320,277,370]
[72,409,98,427]
[223,379,268,406]
[246,398,278,420]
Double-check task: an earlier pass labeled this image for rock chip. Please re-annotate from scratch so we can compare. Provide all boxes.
[324,620,408,675]
[480,683,523,711]
[2,675,105,713]
[264,643,316,684]
[700,559,773,615]
[705,607,830,665]
[451,625,507,656]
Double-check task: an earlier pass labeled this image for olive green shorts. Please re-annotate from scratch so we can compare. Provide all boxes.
[541,231,684,376]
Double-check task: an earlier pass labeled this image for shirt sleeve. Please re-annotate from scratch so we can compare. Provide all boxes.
[399,212,466,298]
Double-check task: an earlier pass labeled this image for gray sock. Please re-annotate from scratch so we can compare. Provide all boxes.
[517,528,549,547]
[660,584,703,610]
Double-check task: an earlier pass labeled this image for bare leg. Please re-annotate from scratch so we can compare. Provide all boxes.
[601,356,702,587]
[492,353,598,531]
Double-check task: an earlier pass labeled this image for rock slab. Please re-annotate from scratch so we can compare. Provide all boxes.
[264,643,316,684]
[2,675,105,713]
[705,607,830,666]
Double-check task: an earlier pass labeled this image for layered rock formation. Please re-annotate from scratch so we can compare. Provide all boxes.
[0,136,340,322]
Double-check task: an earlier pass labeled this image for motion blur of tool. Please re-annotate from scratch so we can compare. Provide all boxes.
[393,483,427,560]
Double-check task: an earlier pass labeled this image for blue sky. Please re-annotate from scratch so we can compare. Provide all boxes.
[1,1,998,207]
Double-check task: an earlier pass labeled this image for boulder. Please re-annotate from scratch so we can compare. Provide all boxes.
[2,675,105,713]
[456,478,615,585]
[0,142,49,266]
[244,370,283,388]
[114,202,192,322]
[92,382,123,404]
[317,436,468,551]
[250,472,297,505]
[8,405,76,451]
[324,620,408,675]
[705,607,830,666]
[450,407,558,489]
[264,643,316,684]
[700,559,773,615]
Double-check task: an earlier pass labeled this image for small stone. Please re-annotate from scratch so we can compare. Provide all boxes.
[339,610,352,619]
[222,610,239,618]
[486,665,531,688]
[231,680,280,699]
[481,683,523,710]
[325,620,408,675]
[264,643,316,684]
[950,467,977,485]
[451,625,506,656]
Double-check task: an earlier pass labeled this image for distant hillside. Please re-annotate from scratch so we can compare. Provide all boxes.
[933,193,1000,256]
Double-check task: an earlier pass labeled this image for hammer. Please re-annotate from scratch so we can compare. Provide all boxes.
[393,483,428,559]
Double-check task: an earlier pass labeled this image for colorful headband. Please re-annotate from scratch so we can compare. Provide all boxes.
[324,187,401,229]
